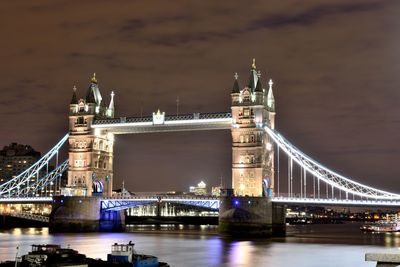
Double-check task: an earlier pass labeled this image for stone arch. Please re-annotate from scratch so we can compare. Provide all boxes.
[92,180,103,193]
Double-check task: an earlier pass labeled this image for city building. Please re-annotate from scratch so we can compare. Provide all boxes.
[0,143,41,184]
[211,186,221,197]
[189,181,207,196]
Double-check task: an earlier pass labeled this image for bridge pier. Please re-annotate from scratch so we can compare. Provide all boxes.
[49,196,125,232]
[218,190,285,237]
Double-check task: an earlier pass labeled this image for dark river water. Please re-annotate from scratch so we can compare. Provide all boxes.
[0,222,399,267]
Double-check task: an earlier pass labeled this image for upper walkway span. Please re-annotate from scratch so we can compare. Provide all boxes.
[92,112,232,134]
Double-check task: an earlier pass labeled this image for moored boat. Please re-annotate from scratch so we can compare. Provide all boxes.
[360,220,400,233]
[107,241,169,267]
[0,242,169,267]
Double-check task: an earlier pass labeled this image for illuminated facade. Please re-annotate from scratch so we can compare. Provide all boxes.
[231,59,276,197]
[63,74,115,197]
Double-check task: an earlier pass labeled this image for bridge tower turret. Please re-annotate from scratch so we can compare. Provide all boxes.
[63,74,115,197]
[231,59,276,197]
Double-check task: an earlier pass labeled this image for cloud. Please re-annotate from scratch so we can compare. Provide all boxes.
[247,2,382,30]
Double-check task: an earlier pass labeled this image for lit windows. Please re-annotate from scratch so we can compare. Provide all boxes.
[74,160,86,167]
[76,117,84,125]
[243,108,250,117]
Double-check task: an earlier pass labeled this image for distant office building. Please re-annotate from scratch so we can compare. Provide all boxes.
[189,181,207,196]
[0,143,41,183]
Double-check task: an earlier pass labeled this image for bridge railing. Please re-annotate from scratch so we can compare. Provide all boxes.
[93,112,232,125]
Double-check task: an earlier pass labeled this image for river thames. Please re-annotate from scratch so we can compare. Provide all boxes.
[0,222,399,267]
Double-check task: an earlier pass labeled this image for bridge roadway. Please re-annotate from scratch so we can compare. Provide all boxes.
[3,196,400,208]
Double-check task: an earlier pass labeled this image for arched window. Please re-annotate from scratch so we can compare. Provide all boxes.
[243,108,250,117]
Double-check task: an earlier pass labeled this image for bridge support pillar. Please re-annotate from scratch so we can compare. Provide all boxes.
[218,190,285,237]
[49,196,125,232]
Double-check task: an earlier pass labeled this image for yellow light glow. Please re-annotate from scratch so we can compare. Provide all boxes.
[239,183,245,191]
[107,132,114,141]
[266,142,272,151]
[94,128,101,137]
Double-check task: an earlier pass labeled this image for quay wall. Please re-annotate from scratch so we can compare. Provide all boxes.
[49,196,124,232]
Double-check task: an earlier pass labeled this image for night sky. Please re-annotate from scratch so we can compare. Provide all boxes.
[1,1,400,193]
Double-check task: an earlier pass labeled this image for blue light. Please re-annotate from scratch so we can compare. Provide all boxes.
[61,199,64,203]
[233,199,239,207]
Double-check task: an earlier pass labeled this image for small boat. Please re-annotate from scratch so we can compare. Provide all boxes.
[360,220,400,233]
[107,241,169,267]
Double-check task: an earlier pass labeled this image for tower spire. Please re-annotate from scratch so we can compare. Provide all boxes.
[267,79,275,112]
[91,73,97,84]
[106,91,115,118]
[232,72,240,93]
[109,91,115,110]
[251,58,256,70]
[86,73,102,107]
[248,58,258,91]
[255,75,263,92]
[70,86,78,104]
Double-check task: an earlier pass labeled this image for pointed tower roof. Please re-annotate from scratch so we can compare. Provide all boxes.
[232,72,240,93]
[255,74,263,92]
[70,86,78,104]
[86,86,96,104]
[106,91,115,118]
[108,91,115,110]
[247,58,258,91]
[86,73,102,104]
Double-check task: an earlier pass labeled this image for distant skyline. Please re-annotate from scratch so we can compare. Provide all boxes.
[1,1,400,193]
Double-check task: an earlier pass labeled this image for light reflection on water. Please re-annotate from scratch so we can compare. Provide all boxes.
[0,222,399,267]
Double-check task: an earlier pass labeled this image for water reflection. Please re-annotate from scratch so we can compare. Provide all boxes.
[0,222,400,266]
[228,241,253,267]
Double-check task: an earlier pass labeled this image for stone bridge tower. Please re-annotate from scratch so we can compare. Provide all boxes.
[64,74,115,197]
[231,60,276,197]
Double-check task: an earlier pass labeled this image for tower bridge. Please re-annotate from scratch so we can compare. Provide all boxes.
[0,59,399,235]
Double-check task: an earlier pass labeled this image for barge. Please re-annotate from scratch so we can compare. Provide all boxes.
[0,242,169,267]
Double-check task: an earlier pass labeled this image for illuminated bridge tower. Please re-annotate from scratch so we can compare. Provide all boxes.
[64,74,115,197]
[231,59,276,197]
